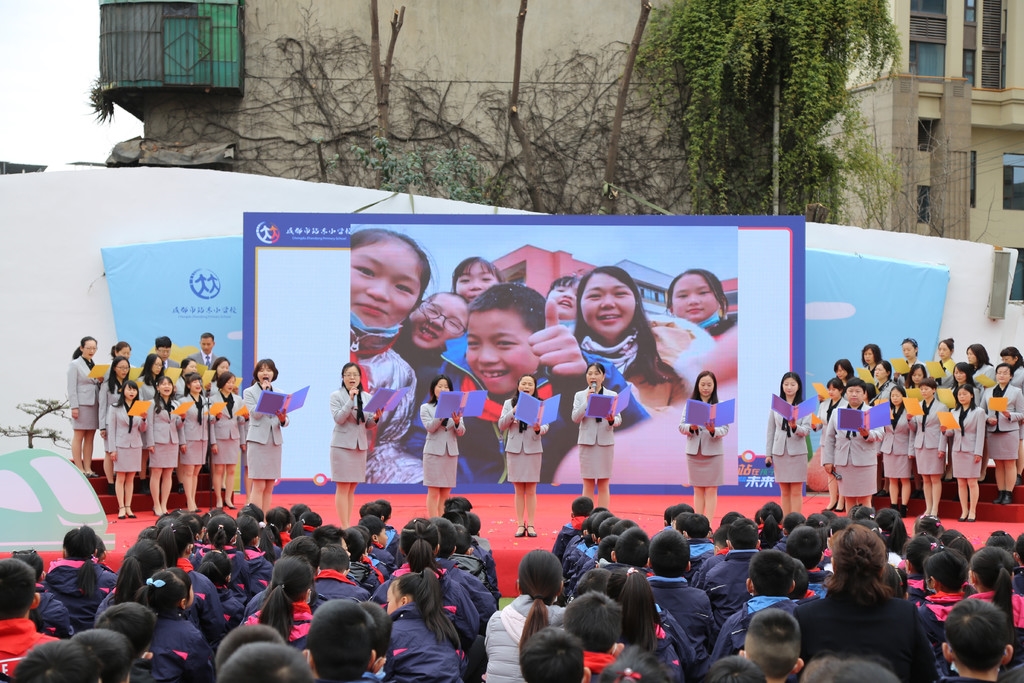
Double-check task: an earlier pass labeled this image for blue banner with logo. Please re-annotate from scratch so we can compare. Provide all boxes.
[101,236,243,369]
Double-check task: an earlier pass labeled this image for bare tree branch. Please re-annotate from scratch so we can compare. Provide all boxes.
[600,0,652,214]
[508,0,546,213]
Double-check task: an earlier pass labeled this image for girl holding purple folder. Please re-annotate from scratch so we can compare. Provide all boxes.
[243,359,288,513]
[679,370,728,520]
[764,371,812,517]
[498,374,549,537]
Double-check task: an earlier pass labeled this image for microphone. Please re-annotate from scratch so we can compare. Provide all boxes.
[590,382,597,392]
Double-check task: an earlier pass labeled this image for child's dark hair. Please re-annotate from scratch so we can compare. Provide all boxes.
[452,525,473,555]
[572,496,595,518]
[290,503,312,522]
[597,535,619,563]
[790,562,809,600]
[282,536,322,570]
[755,502,783,549]
[354,228,432,306]
[563,591,622,653]
[0,558,37,619]
[444,496,473,513]
[359,602,392,668]
[344,526,371,563]
[745,609,801,679]
[782,512,805,535]
[442,509,468,528]
[358,515,385,538]
[214,625,285,671]
[196,551,232,587]
[465,512,482,536]
[728,518,759,550]
[94,602,157,658]
[358,499,392,522]
[883,564,908,600]
[266,507,294,541]
[401,518,440,572]
[648,530,689,579]
[874,508,908,557]
[613,527,650,568]
[259,556,314,641]
[468,283,546,334]
[924,547,968,592]
[985,530,1015,553]
[16,639,99,683]
[784,526,823,570]
[312,524,346,548]
[136,567,191,613]
[705,655,766,683]
[206,515,242,551]
[904,535,940,575]
[156,519,194,565]
[969,547,1017,647]
[217,642,313,683]
[10,549,43,581]
[295,510,323,536]
[318,544,351,572]
[73,628,134,683]
[748,549,794,596]
[519,627,585,683]
[516,550,564,653]
[112,539,167,605]
[913,515,943,538]
[663,503,694,527]
[392,570,460,647]
[305,600,376,681]
[63,526,102,598]
[939,530,975,562]
[674,512,711,539]
[606,569,661,652]
[598,646,672,683]
[944,599,1013,672]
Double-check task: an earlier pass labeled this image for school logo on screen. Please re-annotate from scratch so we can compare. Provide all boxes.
[189,268,222,300]
[255,221,281,244]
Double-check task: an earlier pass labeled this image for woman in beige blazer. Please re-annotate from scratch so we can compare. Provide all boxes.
[571,363,621,510]
[421,374,465,517]
[498,374,550,537]
[67,336,101,477]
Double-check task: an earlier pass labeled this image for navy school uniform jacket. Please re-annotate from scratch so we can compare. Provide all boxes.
[566,545,600,598]
[384,526,400,559]
[657,606,707,683]
[436,557,497,630]
[175,561,227,647]
[907,573,929,607]
[917,592,964,677]
[1013,566,1024,596]
[190,545,252,602]
[371,566,481,649]
[704,549,759,628]
[243,588,327,623]
[384,603,464,683]
[692,551,727,590]
[469,539,499,600]
[369,543,396,576]
[552,524,579,562]
[149,611,215,683]
[34,585,73,638]
[806,569,831,599]
[215,583,245,632]
[683,539,716,584]
[450,553,500,604]
[710,596,796,662]
[648,575,717,660]
[43,559,117,634]
[315,570,371,602]
[244,602,314,650]
[244,547,275,596]
[349,558,384,595]
[561,536,590,577]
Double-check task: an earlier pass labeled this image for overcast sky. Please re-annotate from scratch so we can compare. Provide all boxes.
[0,2,143,169]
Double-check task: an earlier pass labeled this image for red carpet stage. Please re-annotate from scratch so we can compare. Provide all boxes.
[68,490,1024,598]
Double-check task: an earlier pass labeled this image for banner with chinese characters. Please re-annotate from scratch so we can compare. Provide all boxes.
[101,236,242,370]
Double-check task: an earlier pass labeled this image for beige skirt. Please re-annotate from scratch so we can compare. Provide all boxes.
[579,444,614,480]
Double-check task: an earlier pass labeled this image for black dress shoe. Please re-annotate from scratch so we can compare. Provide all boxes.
[1005,490,1015,505]
[138,480,150,495]
[898,504,908,517]
[910,490,925,500]
[994,491,1006,505]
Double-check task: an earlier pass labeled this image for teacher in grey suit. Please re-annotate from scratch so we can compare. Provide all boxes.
[571,362,621,510]
[421,374,465,518]
[67,336,101,477]
[330,362,382,527]
[243,358,288,514]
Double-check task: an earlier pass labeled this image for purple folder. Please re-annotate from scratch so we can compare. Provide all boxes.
[255,390,287,415]
[795,396,818,420]
[837,408,864,431]
[867,402,890,429]
[435,390,487,418]
[585,393,616,418]
[771,394,795,420]
[514,393,562,425]
[286,386,310,412]
[363,387,410,413]
[715,399,736,425]
[687,398,737,426]
[384,386,410,411]
[685,399,712,425]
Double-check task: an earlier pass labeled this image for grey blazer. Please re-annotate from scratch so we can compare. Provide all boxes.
[146,403,183,447]
[180,395,216,444]
[942,407,986,456]
[67,357,98,408]
[421,402,465,456]
[106,404,147,450]
[983,385,1024,433]
[211,395,244,441]
[910,399,949,450]
[571,389,621,446]
[498,399,549,454]
[243,385,286,445]
[679,410,728,456]
[765,409,811,457]
[330,390,378,450]
[186,352,217,369]
[97,382,123,431]
[822,405,884,467]
[880,409,913,456]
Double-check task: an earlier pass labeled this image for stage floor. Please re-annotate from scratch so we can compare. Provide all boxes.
[86,490,1024,598]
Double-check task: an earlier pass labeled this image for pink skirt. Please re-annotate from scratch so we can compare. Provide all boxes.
[989,431,1018,461]
[212,438,239,466]
[952,450,982,479]
[149,442,179,469]
[423,452,457,488]
[836,462,877,498]
[914,447,945,475]
[687,448,723,487]
[331,446,367,483]
[772,452,807,484]
[882,453,912,479]
[579,444,614,480]
[181,440,207,466]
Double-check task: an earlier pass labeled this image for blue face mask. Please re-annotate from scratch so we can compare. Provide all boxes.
[697,311,721,329]
[351,312,401,338]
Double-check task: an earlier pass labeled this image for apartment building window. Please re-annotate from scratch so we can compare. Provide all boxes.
[911,0,946,13]
[1005,154,1024,210]
[964,0,976,22]
[963,50,975,86]
[910,42,945,76]
[638,285,665,304]
[918,186,932,224]
[918,119,936,152]
[970,151,977,208]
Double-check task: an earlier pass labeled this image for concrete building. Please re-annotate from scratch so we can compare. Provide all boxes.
[848,0,1024,293]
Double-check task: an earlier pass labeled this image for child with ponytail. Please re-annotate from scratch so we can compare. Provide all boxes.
[968,546,1024,668]
[237,514,276,596]
[484,550,564,683]
[192,515,251,600]
[385,570,464,683]
[196,550,244,633]
[155,519,226,646]
[137,567,214,683]
[244,556,314,649]
[44,525,117,633]
[918,548,969,675]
